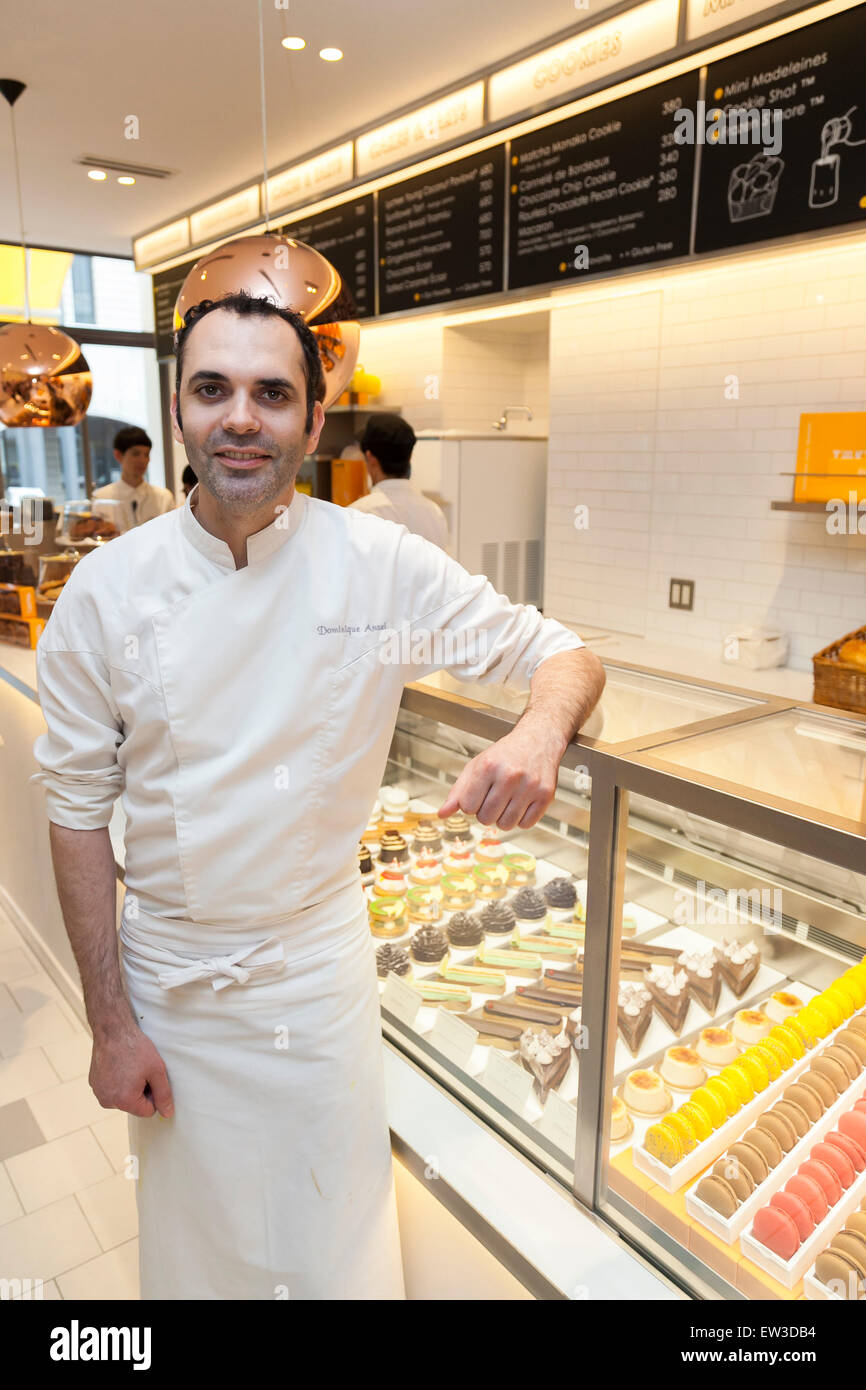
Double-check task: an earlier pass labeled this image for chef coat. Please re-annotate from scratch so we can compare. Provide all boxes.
[31,483,585,927]
[92,478,176,531]
[350,477,449,550]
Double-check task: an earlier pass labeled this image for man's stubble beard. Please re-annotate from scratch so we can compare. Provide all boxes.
[183,432,307,513]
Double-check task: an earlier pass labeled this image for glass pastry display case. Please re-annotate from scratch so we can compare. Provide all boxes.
[372,672,866,1300]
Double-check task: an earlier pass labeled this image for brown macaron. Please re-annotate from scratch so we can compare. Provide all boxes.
[815,1249,864,1299]
[756,1109,797,1154]
[728,1139,769,1184]
[829,1231,866,1279]
[835,1028,866,1066]
[784,1082,824,1122]
[773,1098,811,1140]
[696,1174,740,1217]
[800,1068,838,1107]
[822,1044,859,1085]
[713,1155,755,1201]
[743,1125,783,1170]
[846,1014,866,1040]
[846,1212,866,1241]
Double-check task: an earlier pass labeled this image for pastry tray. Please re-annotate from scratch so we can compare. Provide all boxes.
[685,1068,866,1243]
[632,1008,856,1194]
[740,1124,866,1290]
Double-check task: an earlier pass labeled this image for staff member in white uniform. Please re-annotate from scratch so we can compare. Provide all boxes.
[31,292,605,1301]
[350,413,448,550]
[92,425,176,529]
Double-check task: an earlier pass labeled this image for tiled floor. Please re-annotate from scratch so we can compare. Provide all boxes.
[0,909,140,1299]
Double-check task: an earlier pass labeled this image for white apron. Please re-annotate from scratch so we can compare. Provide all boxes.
[120,884,405,1301]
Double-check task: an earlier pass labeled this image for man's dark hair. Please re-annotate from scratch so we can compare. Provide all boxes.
[114,425,152,454]
[174,292,325,433]
[360,413,416,480]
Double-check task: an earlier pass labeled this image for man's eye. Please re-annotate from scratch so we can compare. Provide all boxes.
[262,389,286,402]
[196,384,222,397]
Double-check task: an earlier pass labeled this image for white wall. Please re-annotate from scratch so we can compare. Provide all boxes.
[544,232,866,670]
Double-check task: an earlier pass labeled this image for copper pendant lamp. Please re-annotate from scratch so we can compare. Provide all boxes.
[171,1,359,410]
[0,79,93,427]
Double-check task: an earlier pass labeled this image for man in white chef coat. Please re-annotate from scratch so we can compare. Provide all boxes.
[350,412,449,550]
[92,425,176,529]
[32,292,605,1301]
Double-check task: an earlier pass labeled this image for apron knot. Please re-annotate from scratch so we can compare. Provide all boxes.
[157,936,288,992]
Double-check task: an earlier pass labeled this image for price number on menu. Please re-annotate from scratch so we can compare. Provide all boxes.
[661,96,682,116]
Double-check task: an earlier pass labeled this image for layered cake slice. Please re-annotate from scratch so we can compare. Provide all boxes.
[518,1026,573,1102]
[717,938,761,998]
[617,981,653,1056]
[644,964,691,1034]
[677,946,722,1013]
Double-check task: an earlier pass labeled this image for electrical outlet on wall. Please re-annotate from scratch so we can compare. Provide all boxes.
[669,578,694,611]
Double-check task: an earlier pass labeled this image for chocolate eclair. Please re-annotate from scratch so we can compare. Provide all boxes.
[410,925,449,964]
[447,912,484,948]
[479,900,516,935]
[376,943,411,979]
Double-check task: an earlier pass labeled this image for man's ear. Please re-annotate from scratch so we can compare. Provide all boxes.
[304,400,326,455]
[170,392,183,445]
[113,448,123,465]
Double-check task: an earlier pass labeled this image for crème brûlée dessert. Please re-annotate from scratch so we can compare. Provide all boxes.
[368,896,409,938]
[610,1095,633,1142]
[732,1008,773,1046]
[696,1026,739,1066]
[660,1045,707,1090]
[765,990,804,1023]
[622,1068,672,1115]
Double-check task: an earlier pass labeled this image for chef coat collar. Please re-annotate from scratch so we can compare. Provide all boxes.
[181,481,307,570]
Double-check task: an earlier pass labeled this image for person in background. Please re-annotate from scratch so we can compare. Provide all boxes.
[350,412,448,550]
[181,464,197,499]
[93,426,176,528]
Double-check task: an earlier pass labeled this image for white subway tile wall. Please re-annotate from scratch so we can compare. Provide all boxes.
[359,235,866,671]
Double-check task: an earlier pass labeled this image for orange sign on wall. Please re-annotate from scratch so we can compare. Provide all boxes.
[794,412,866,503]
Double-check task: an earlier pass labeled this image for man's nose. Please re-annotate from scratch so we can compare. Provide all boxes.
[222,393,261,432]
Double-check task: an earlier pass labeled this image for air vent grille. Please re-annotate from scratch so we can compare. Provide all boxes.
[481,542,498,589]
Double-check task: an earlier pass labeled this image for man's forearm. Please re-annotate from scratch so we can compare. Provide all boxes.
[518,647,605,754]
[48,823,136,1040]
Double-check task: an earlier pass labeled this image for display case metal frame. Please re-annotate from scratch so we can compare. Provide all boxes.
[390,669,866,1299]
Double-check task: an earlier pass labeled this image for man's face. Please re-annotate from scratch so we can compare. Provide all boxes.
[115,445,150,483]
[171,310,324,513]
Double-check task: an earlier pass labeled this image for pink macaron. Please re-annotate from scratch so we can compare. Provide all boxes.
[824,1130,866,1174]
[811,1140,856,1189]
[753,1204,801,1261]
[839,1109,866,1150]
[785,1172,829,1224]
[800,1157,843,1207]
[770,1189,815,1242]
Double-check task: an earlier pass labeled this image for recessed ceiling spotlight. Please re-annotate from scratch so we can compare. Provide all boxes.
[117,175,136,185]
[87,169,107,180]
[281,36,305,50]
[319,47,343,61]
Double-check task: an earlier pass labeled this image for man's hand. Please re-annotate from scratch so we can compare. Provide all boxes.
[437,721,566,831]
[89,1024,175,1120]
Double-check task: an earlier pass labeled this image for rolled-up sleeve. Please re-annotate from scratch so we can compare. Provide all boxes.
[396,531,585,693]
[31,635,125,831]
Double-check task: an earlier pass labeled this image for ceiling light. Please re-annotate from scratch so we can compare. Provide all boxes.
[319,47,343,61]
[88,168,107,180]
[117,175,135,185]
[281,36,305,50]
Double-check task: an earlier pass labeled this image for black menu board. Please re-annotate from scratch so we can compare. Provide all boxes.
[279,195,375,318]
[507,73,700,290]
[378,146,505,313]
[153,259,198,358]
[696,6,866,252]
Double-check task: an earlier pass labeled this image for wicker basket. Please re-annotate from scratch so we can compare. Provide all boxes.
[813,626,866,713]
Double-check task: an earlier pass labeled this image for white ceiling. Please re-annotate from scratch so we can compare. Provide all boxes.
[1,0,585,259]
